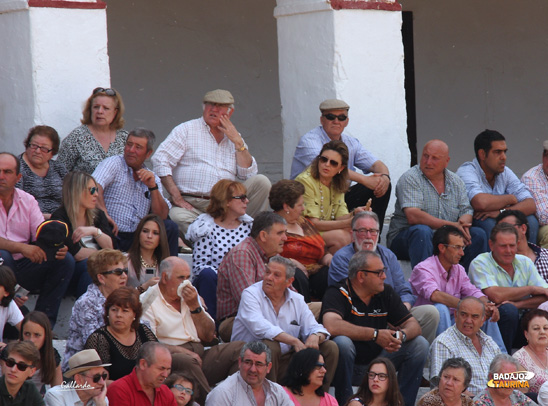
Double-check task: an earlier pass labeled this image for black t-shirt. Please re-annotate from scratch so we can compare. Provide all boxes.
[320,279,411,364]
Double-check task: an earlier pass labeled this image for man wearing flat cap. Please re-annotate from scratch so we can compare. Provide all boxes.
[291,99,392,230]
[152,89,271,236]
[521,140,548,248]
[44,349,110,406]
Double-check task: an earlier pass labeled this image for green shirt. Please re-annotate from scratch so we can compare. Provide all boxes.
[0,377,44,406]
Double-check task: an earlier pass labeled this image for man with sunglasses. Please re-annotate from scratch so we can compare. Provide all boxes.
[0,152,74,328]
[321,250,428,406]
[328,211,440,344]
[0,341,42,406]
[93,128,179,256]
[152,89,270,236]
[205,341,292,406]
[290,99,391,230]
[45,349,110,406]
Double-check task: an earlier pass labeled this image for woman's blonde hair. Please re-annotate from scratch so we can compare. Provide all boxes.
[62,171,97,230]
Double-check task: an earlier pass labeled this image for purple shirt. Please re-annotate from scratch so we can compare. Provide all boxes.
[0,188,44,260]
[409,255,484,308]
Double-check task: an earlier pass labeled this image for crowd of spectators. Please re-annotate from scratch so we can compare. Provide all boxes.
[2,90,548,406]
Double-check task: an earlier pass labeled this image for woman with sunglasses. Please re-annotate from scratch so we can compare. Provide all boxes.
[58,87,128,174]
[185,179,253,320]
[296,140,366,254]
[165,373,199,406]
[62,249,128,372]
[20,311,62,395]
[85,287,157,382]
[345,357,403,406]
[281,348,338,406]
[51,171,115,298]
[16,125,68,219]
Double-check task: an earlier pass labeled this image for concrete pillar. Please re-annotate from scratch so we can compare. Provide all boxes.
[0,0,111,152]
[275,0,409,212]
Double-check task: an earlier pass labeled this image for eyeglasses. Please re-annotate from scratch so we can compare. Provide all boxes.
[353,228,379,236]
[88,187,98,195]
[359,267,386,277]
[172,384,194,395]
[231,194,248,201]
[318,155,341,167]
[81,372,108,383]
[93,87,117,96]
[314,362,326,370]
[3,357,33,371]
[368,372,388,381]
[443,244,465,251]
[27,143,53,153]
[101,268,129,276]
[323,113,348,121]
[241,359,268,369]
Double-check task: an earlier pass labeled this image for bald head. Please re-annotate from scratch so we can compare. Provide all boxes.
[419,139,450,180]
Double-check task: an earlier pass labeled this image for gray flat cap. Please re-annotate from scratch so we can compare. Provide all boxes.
[319,99,350,111]
[203,89,234,104]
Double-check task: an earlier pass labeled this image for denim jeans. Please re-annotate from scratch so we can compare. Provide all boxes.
[0,249,75,327]
[390,224,488,270]
[498,302,520,353]
[193,267,218,320]
[332,334,429,406]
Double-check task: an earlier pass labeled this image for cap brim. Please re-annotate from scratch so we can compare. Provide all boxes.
[64,363,112,378]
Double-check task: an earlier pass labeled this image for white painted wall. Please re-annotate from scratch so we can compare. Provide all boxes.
[0,2,110,155]
[401,0,548,176]
[276,2,409,212]
[30,7,110,140]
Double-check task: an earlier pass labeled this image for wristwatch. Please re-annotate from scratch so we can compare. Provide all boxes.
[190,306,203,314]
[95,228,102,238]
[372,329,378,341]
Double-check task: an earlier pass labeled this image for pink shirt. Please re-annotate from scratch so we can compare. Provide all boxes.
[410,255,484,307]
[283,387,339,406]
[0,189,44,260]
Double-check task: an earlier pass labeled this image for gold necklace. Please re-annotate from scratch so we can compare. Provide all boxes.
[140,256,157,269]
[318,182,336,221]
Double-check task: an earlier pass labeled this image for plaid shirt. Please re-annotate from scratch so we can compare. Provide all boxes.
[216,237,268,321]
[93,155,170,233]
[151,117,257,195]
[530,242,548,283]
[429,325,501,395]
[522,164,548,225]
[387,165,473,246]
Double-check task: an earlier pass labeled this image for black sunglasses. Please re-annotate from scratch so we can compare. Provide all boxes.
[231,194,248,200]
[323,113,347,121]
[3,357,33,371]
[88,187,98,195]
[101,268,129,276]
[318,155,341,167]
[93,87,117,96]
[81,372,108,383]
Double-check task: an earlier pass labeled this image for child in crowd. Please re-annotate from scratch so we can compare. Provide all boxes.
[165,373,199,406]
[21,311,63,395]
[0,266,24,346]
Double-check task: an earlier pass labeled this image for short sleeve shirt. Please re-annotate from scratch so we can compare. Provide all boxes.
[320,280,411,364]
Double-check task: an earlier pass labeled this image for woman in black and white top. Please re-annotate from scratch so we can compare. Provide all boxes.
[186,179,253,320]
